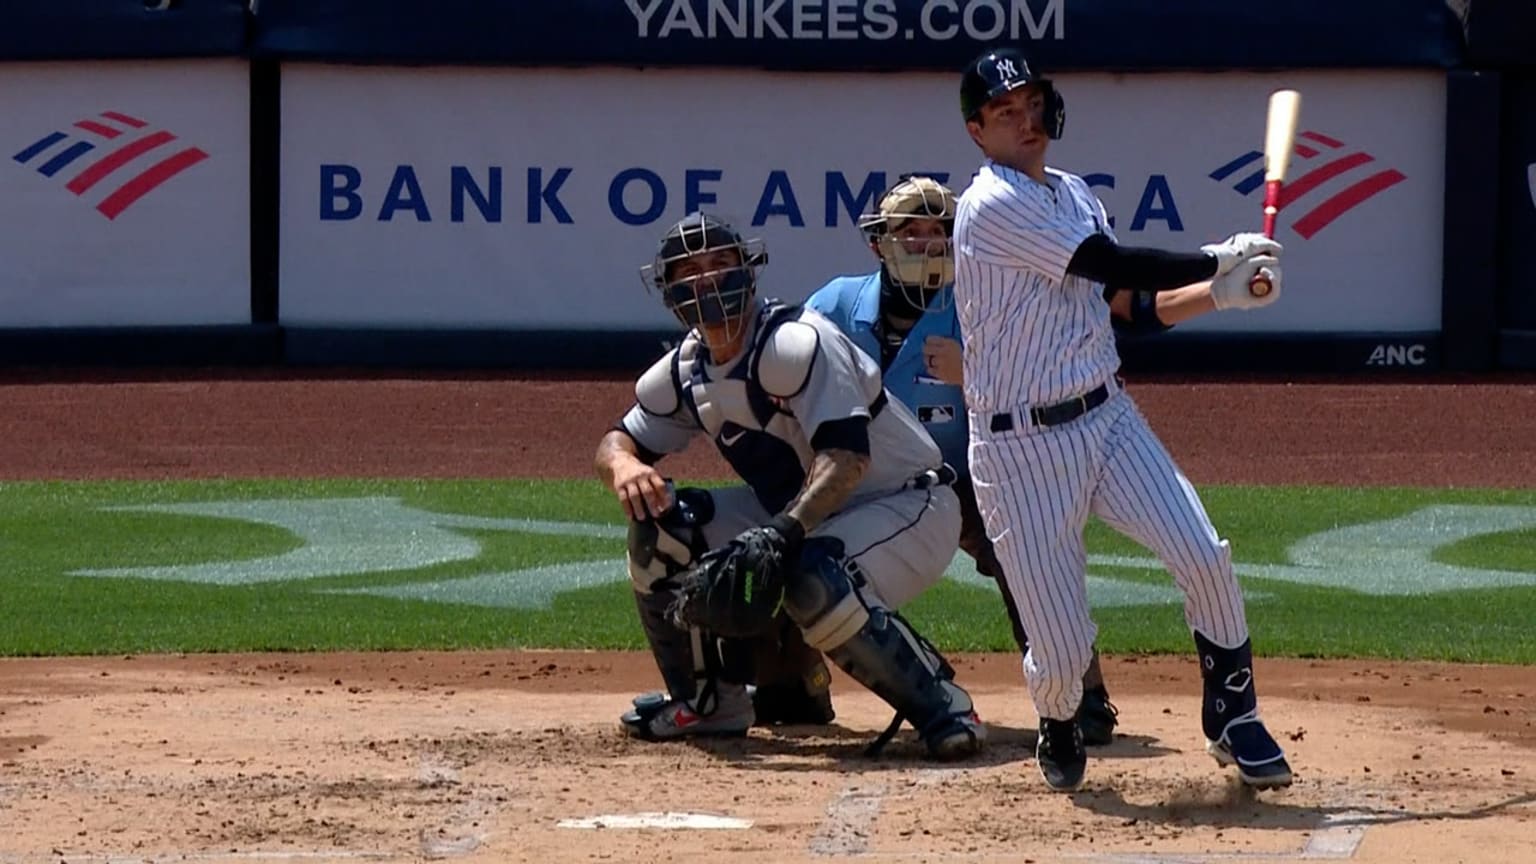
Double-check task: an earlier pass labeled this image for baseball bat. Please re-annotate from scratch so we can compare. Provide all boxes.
[1249,89,1301,298]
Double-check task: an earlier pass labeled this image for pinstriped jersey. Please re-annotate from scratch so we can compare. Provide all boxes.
[953,162,1121,413]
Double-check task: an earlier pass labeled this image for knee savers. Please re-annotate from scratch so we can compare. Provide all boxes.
[627,487,714,594]
[782,538,870,652]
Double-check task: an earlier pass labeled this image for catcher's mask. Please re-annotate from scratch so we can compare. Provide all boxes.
[641,212,768,350]
[858,175,956,318]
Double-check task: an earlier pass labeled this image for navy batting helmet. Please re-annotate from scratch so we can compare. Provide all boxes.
[960,46,1065,139]
[640,212,767,330]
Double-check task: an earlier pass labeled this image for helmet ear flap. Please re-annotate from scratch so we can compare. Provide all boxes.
[1043,82,1066,139]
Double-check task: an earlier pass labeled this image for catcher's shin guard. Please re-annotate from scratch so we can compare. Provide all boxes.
[783,539,984,760]
[626,486,714,594]
[623,587,755,739]
[632,587,705,703]
[1195,632,1292,788]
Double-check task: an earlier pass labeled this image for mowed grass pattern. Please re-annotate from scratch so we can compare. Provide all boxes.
[0,479,1533,662]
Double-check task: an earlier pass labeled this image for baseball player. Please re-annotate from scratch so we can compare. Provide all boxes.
[805,175,1119,746]
[951,46,1291,792]
[594,211,986,760]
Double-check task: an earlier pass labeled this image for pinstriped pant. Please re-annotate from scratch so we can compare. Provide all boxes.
[968,388,1249,721]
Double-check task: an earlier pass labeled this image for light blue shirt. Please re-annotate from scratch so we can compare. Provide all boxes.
[806,272,970,480]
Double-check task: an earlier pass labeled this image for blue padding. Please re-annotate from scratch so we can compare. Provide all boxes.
[249,0,1463,70]
[0,0,248,61]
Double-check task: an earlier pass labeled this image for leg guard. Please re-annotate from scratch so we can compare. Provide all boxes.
[623,488,758,740]
[622,587,754,740]
[784,538,984,759]
[627,486,714,594]
[1195,632,1292,787]
[627,485,720,704]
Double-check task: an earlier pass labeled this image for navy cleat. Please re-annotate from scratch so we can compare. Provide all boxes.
[1208,713,1293,789]
[1036,716,1086,792]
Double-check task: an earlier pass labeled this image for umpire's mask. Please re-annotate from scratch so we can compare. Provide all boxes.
[641,212,768,353]
[859,176,956,320]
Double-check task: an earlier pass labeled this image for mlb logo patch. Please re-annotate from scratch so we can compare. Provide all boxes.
[918,405,955,424]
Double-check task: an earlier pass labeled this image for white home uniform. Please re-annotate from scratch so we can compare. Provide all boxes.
[953,162,1250,721]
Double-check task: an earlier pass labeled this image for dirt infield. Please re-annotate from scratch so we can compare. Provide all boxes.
[1,370,1535,863]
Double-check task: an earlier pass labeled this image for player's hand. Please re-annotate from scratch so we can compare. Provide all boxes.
[610,458,673,521]
[923,335,964,386]
[1211,255,1282,311]
[1201,232,1284,277]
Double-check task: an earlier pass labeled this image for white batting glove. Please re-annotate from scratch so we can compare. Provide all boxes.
[1201,232,1284,277]
[1211,255,1282,311]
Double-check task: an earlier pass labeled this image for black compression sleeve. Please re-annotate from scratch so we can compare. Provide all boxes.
[1067,233,1219,292]
[810,416,871,455]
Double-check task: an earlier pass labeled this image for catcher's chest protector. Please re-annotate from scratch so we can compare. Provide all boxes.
[674,303,810,514]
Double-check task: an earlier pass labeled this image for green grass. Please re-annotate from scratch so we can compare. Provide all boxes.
[1,479,1533,662]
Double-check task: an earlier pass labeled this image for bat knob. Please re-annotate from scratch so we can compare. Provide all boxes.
[1249,273,1273,298]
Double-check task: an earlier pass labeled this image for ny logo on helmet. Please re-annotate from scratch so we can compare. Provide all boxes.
[996,58,1019,79]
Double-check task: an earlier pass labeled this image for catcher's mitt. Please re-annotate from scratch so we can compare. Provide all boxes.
[668,516,804,639]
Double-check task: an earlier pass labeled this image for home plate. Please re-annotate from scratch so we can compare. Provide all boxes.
[558,812,753,830]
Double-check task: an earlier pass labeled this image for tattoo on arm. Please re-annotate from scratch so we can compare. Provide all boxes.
[786,449,870,531]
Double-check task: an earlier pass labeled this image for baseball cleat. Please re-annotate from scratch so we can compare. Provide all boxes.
[749,680,836,726]
[1079,685,1120,747]
[1036,717,1087,792]
[924,709,988,761]
[1207,715,1293,789]
[620,686,754,741]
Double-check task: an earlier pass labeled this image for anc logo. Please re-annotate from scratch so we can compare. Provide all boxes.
[1209,130,1405,239]
[12,110,209,220]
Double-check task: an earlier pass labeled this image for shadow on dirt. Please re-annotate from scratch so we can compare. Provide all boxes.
[680,722,1181,773]
[1070,784,1536,832]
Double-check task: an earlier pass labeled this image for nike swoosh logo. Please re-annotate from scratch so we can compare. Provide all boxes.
[721,430,747,446]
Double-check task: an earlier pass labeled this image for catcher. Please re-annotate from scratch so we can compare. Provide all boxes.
[594,211,986,760]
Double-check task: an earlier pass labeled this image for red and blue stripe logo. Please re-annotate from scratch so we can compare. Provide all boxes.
[1210,131,1405,239]
[12,111,209,220]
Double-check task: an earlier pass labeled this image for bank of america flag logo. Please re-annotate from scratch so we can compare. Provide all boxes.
[12,111,209,220]
[1209,131,1404,239]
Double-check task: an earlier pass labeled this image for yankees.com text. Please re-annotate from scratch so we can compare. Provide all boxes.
[623,0,1063,41]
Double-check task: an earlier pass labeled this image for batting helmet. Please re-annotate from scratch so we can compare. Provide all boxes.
[641,212,767,331]
[960,46,1065,139]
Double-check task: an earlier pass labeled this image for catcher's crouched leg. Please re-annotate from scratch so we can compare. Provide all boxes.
[748,616,835,726]
[784,538,984,760]
[620,489,754,740]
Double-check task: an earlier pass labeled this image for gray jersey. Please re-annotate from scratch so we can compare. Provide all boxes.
[620,300,943,517]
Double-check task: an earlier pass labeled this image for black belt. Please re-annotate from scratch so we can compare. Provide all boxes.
[989,382,1112,433]
[905,463,958,491]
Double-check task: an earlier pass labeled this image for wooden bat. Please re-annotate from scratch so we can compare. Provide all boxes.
[1250,89,1301,297]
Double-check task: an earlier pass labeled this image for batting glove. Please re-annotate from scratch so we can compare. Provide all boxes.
[1211,255,1282,311]
[1201,232,1284,277]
